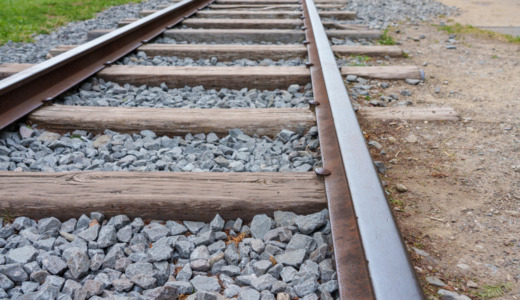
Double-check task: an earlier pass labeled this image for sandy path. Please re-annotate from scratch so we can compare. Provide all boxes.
[437,0,520,26]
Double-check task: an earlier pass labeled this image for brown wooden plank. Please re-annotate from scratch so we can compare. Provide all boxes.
[333,45,403,57]
[216,0,346,3]
[28,105,316,136]
[49,44,403,60]
[0,172,326,221]
[223,0,346,3]
[183,18,302,29]
[118,18,303,29]
[86,28,379,43]
[163,29,379,43]
[49,44,306,60]
[140,9,356,20]
[117,18,367,30]
[206,4,344,10]
[96,65,310,89]
[162,28,305,43]
[358,106,459,121]
[0,64,423,83]
[340,65,422,80]
[0,63,28,79]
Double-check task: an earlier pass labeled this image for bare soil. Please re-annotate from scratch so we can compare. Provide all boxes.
[354,20,520,299]
[436,0,520,27]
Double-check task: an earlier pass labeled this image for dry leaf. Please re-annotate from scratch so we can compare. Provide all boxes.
[89,219,99,227]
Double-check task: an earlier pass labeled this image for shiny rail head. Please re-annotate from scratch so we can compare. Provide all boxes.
[303,0,425,298]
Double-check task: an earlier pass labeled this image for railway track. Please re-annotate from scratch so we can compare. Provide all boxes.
[0,0,425,298]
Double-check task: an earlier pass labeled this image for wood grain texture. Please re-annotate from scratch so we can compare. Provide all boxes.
[140,9,356,20]
[0,172,326,221]
[116,18,366,30]
[332,45,403,57]
[181,18,302,29]
[215,0,346,3]
[0,64,423,83]
[117,18,303,29]
[162,29,305,43]
[137,44,308,60]
[28,106,316,136]
[204,4,344,10]
[358,106,459,121]
[96,65,310,89]
[85,28,378,43]
[48,44,403,59]
[340,65,422,80]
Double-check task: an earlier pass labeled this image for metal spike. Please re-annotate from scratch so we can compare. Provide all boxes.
[315,168,331,176]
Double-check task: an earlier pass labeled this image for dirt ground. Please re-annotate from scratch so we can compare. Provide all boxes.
[352,19,520,299]
[436,0,520,27]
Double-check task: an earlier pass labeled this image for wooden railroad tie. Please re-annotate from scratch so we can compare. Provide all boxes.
[0,64,423,86]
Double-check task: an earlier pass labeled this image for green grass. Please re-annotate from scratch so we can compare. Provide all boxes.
[0,0,143,45]
[438,23,520,44]
[476,282,512,299]
[379,28,396,45]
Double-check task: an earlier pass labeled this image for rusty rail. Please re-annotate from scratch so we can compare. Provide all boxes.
[0,0,213,130]
[302,0,424,299]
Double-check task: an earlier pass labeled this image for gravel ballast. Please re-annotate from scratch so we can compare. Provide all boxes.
[0,126,320,173]
[117,52,306,67]
[345,0,457,29]
[60,79,313,109]
[0,211,338,299]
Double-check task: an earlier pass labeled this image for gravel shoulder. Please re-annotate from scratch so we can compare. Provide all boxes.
[359,19,520,299]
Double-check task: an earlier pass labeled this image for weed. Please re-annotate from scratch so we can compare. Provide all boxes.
[346,54,372,66]
[0,209,18,224]
[437,23,520,44]
[379,28,396,45]
[402,52,410,59]
[491,55,498,59]
[477,282,512,299]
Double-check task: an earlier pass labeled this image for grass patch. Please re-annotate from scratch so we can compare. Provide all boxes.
[476,282,512,299]
[0,0,144,45]
[347,54,372,66]
[379,28,396,45]
[437,23,520,44]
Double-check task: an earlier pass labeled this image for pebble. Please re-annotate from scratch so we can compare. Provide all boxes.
[0,126,321,173]
[250,215,274,240]
[438,289,471,300]
[400,90,412,97]
[374,161,386,174]
[60,79,313,109]
[405,134,418,143]
[119,54,305,67]
[395,183,408,193]
[426,276,446,287]
[3,212,337,297]
[405,79,420,85]
[446,45,457,50]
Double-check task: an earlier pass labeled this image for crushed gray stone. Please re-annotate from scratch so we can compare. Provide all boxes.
[0,126,321,173]
[0,211,337,298]
[59,79,313,109]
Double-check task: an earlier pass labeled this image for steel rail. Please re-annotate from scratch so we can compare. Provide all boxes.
[302,0,425,299]
[0,0,213,131]
[301,1,374,299]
